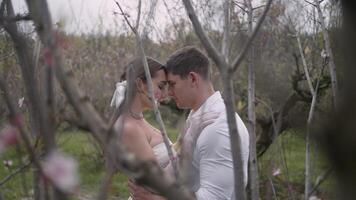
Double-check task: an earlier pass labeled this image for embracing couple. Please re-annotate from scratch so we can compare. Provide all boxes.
[111,46,250,200]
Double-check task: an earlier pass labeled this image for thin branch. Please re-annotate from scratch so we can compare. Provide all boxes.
[96,168,115,200]
[309,167,333,196]
[252,5,267,11]
[255,97,294,195]
[221,0,231,62]
[0,161,32,186]
[231,0,273,72]
[0,14,31,23]
[0,76,43,173]
[135,0,142,30]
[268,177,278,200]
[296,34,315,96]
[304,0,317,7]
[115,0,179,178]
[233,1,248,13]
[162,0,181,38]
[182,0,227,70]
[0,51,15,61]
[115,1,137,34]
[142,0,158,38]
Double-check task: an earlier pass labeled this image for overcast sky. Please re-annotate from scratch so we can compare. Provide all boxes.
[10,0,316,37]
[11,0,177,35]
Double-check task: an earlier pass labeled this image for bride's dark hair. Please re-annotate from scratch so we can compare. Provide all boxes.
[120,57,166,83]
[110,56,166,125]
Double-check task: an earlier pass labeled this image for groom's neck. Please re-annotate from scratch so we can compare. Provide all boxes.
[191,83,215,112]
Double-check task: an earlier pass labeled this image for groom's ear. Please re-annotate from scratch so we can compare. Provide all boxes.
[188,72,199,85]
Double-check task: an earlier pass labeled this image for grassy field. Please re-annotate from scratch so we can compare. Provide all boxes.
[0,127,335,199]
[258,130,336,199]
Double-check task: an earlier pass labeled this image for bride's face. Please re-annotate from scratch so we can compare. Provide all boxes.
[140,69,168,108]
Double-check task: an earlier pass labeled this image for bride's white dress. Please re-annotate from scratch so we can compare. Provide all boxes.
[128,142,173,200]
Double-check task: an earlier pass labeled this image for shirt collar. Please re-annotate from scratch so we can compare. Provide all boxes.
[188,91,222,120]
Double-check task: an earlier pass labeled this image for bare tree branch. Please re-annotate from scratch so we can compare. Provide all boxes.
[0,14,31,23]
[304,0,317,7]
[182,0,227,69]
[314,0,339,109]
[0,161,32,186]
[115,1,179,178]
[135,0,142,30]
[231,0,273,72]
[0,76,43,176]
[296,34,315,96]
[115,1,137,34]
[309,167,333,196]
[245,0,260,199]
[233,1,248,13]
[24,1,195,199]
[221,0,231,62]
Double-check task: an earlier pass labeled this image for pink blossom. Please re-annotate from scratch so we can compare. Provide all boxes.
[272,168,282,176]
[42,151,79,193]
[3,160,13,169]
[0,124,19,154]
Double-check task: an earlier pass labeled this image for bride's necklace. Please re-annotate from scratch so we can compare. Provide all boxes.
[129,110,144,120]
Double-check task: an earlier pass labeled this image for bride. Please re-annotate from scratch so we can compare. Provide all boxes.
[111,57,171,200]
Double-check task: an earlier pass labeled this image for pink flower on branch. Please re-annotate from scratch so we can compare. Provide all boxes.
[3,159,13,169]
[0,124,19,154]
[42,151,79,193]
[272,167,282,177]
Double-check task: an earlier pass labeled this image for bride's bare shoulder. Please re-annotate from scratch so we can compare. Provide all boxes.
[116,117,144,139]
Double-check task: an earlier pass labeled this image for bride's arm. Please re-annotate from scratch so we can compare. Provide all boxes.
[119,121,166,199]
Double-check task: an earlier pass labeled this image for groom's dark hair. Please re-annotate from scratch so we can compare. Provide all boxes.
[166,46,211,80]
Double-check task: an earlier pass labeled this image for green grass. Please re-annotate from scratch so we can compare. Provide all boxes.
[258,130,336,199]
[0,123,178,200]
[0,128,336,199]
[0,147,33,199]
[58,131,132,199]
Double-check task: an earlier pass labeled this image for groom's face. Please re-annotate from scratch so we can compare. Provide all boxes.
[167,73,193,109]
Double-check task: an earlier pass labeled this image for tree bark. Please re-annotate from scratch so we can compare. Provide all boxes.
[222,70,247,200]
[314,0,339,109]
[246,0,259,198]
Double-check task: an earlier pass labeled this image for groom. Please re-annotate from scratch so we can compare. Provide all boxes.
[165,46,249,199]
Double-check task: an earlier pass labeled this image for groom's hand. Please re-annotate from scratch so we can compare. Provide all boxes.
[189,111,220,134]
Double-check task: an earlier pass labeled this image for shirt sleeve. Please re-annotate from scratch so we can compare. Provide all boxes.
[194,127,235,200]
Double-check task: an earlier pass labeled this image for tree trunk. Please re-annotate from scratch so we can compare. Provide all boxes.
[221,70,247,200]
[246,0,259,199]
[314,0,338,109]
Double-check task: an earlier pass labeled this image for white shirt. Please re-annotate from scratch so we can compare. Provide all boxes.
[186,91,249,200]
